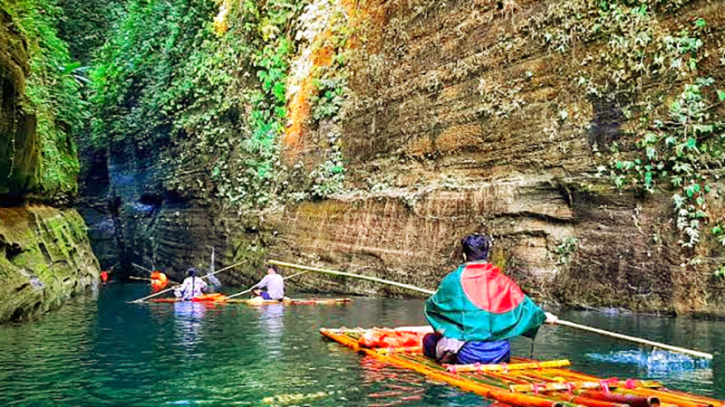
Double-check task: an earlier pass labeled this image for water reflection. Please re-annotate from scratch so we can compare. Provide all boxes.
[173,301,206,349]
[258,303,285,357]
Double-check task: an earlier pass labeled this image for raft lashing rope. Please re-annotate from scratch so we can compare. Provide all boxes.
[586,350,711,373]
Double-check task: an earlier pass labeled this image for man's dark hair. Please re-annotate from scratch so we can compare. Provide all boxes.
[266,264,278,273]
[187,268,197,277]
[462,234,493,261]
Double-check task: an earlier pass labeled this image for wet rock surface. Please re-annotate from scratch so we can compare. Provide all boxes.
[0,206,100,324]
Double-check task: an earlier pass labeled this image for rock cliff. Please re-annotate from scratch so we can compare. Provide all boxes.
[0,7,38,197]
[0,0,100,323]
[0,206,99,323]
[83,0,725,315]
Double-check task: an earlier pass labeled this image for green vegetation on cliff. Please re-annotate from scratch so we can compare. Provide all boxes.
[1,0,87,199]
[90,0,349,211]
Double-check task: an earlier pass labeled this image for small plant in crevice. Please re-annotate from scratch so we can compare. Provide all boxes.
[311,78,346,122]
[714,264,725,279]
[554,236,579,266]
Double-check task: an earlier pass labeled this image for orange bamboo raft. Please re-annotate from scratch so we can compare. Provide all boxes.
[320,327,724,407]
[225,298,352,305]
[150,297,351,305]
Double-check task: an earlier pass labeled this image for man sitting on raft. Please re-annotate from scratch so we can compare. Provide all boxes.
[252,265,284,301]
[423,234,557,365]
[175,268,208,301]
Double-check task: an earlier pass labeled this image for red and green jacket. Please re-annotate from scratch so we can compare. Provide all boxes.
[424,261,545,342]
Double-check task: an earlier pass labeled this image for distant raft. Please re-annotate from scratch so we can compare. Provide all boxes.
[226,298,352,305]
[321,326,724,407]
[148,293,227,303]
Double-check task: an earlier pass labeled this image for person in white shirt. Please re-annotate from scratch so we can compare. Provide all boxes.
[252,265,284,301]
[175,268,208,301]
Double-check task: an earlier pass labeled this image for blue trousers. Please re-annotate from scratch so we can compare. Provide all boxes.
[423,333,510,365]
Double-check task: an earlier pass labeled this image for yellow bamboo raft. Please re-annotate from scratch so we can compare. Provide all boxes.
[320,327,724,407]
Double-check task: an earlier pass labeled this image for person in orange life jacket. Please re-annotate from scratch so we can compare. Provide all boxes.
[100,265,116,283]
[174,268,208,301]
[423,234,558,365]
[150,271,169,292]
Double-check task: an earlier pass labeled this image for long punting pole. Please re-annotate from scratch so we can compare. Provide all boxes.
[129,275,179,284]
[555,320,712,360]
[223,270,309,300]
[267,260,435,296]
[272,260,713,360]
[132,263,154,273]
[128,260,247,303]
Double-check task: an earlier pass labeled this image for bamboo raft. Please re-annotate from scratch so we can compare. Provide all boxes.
[225,298,352,305]
[321,327,723,407]
[149,297,352,305]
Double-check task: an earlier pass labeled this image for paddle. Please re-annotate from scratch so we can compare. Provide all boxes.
[268,259,714,360]
[223,270,309,301]
[128,260,247,303]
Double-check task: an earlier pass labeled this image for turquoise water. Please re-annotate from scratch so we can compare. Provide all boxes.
[0,284,723,406]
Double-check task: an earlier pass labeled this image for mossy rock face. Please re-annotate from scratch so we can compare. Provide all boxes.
[0,206,100,324]
[0,7,40,196]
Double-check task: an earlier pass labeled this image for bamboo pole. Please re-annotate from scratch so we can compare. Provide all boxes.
[555,320,713,360]
[446,360,571,373]
[128,260,247,303]
[510,380,662,394]
[624,389,713,407]
[223,270,309,301]
[129,275,179,284]
[657,390,723,407]
[268,260,435,295]
[132,263,154,273]
[578,391,660,407]
[272,260,713,360]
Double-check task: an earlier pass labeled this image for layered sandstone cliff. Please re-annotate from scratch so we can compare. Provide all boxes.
[82,0,725,315]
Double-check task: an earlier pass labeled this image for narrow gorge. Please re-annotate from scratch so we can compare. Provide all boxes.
[2,0,725,322]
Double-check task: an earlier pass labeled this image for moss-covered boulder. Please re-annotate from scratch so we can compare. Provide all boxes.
[0,206,100,324]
